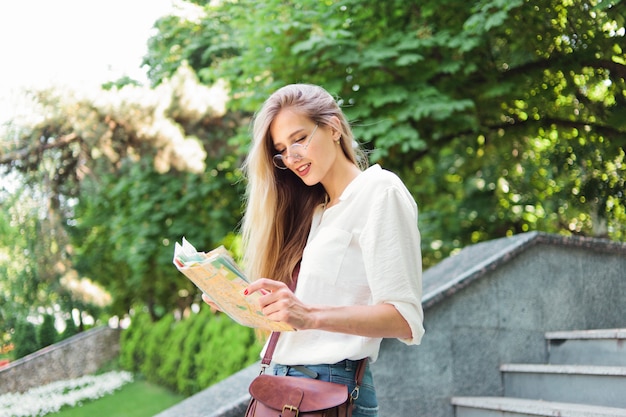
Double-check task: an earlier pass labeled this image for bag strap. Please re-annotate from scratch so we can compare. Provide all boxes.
[260,264,298,368]
[260,330,279,368]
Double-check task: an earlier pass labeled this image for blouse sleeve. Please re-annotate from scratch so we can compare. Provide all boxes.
[359,184,425,346]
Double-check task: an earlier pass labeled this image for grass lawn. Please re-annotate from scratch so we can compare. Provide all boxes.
[48,379,185,417]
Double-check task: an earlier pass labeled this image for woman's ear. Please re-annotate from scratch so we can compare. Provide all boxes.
[328,116,342,140]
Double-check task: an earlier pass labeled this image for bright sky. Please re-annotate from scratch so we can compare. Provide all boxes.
[0,0,175,121]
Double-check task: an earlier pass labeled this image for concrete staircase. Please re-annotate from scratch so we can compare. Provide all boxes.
[452,329,626,416]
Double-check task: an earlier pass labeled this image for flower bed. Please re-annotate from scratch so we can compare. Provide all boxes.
[0,370,133,417]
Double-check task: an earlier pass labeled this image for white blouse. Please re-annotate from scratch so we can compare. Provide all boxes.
[269,164,425,365]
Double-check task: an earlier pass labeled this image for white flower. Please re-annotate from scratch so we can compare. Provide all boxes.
[0,370,133,417]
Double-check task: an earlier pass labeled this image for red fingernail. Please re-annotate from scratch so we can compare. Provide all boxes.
[244,289,249,295]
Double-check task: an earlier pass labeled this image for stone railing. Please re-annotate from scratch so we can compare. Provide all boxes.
[0,325,121,394]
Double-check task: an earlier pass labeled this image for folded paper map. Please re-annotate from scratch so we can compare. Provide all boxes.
[173,238,293,332]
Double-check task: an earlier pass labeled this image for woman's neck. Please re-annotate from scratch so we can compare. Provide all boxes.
[322,162,362,208]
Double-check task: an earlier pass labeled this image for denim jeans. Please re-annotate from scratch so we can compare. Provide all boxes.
[272,359,379,417]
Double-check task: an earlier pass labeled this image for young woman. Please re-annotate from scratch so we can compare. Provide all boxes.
[208,84,424,416]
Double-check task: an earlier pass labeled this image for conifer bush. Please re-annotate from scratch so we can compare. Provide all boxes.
[141,313,175,385]
[119,311,152,371]
[176,308,214,395]
[120,307,262,396]
[60,317,78,341]
[13,320,39,359]
[37,314,58,348]
[156,317,188,391]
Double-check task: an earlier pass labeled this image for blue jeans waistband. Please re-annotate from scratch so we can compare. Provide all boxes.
[273,359,366,378]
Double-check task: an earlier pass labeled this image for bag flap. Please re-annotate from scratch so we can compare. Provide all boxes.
[249,374,348,412]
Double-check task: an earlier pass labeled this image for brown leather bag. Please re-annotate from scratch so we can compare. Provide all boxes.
[245,332,366,417]
[247,374,351,417]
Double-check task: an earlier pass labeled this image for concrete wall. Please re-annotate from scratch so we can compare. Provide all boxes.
[155,232,626,417]
[0,325,121,394]
[374,233,626,416]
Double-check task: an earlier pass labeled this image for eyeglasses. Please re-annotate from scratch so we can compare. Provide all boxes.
[272,125,319,170]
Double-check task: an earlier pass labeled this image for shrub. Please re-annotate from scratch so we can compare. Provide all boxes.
[140,313,174,385]
[37,314,58,348]
[175,308,211,395]
[59,317,78,341]
[13,320,39,359]
[119,310,152,372]
[120,307,262,396]
[156,318,188,391]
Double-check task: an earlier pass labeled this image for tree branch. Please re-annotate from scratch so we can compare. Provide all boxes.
[494,116,625,138]
[505,54,626,80]
[0,133,80,166]
[430,115,625,149]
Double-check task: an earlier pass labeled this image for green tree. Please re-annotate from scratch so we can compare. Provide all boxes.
[12,320,38,359]
[2,0,624,327]
[1,67,245,320]
[37,314,57,348]
[70,156,243,320]
[60,317,78,341]
[145,0,625,266]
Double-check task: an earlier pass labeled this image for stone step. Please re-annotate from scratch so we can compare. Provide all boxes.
[501,364,626,408]
[452,396,626,417]
[545,329,626,367]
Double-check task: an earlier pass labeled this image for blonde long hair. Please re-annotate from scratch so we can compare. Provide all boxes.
[241,84,365,284]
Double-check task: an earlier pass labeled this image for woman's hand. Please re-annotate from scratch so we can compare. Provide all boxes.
[245,278,312,330]
[201,278,413,339]
[201,293,222,312]
[246,278,413,339]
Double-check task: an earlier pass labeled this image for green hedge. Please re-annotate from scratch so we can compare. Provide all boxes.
[120,307,262,396]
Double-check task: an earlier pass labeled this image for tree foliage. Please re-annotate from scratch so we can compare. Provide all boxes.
[145,0,625,263]
[1,66,245,322]
[70,153,243,319]
[1,0,624,328]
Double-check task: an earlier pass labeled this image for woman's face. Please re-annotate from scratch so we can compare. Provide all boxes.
[269,109,341,187]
